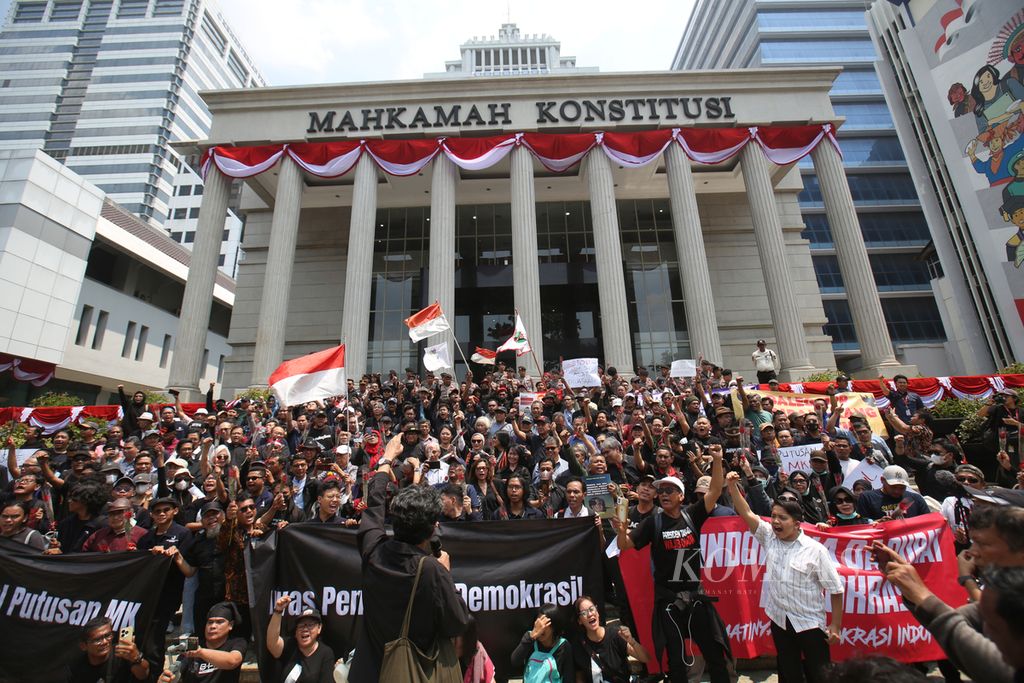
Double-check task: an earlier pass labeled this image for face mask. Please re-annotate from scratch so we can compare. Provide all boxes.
[136,485,150,495]
[174,480,190,492]
[105,474,118,484]
[836,511,859,520]
[930,454,947,465]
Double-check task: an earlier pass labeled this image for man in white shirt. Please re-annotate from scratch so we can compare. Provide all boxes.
[557,477,590,518]
[751,339,779,385]
[727,471,843,683]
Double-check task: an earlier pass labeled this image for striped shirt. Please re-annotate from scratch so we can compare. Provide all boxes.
[754,520,844,633]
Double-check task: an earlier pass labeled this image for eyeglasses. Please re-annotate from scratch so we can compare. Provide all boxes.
[578,606,597,617]
[238,504,256,512]
[777,495,798,503]
[88,632,115,644]
[295,622,319,632]
[956,476,981,484]
[656,487,679,495]
[834,497,854,504]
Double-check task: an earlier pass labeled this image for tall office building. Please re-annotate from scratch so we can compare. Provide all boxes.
[0,0,263,275]
[674,0,965,373]
[426,22,597,78]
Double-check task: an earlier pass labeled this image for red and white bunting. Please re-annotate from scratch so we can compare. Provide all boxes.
[268,344,347,408]
[198,125,842,181]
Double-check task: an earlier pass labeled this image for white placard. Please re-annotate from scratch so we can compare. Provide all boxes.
[778,442,823,475]
[562,358,600,388]
[518,392,539,410]
[842,458,885,489]
[15,448,37,467]
[670,359,697,378]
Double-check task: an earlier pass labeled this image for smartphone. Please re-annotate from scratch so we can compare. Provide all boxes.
[426,461,440,470]
[186,636,199,651]
[119,625,135,643]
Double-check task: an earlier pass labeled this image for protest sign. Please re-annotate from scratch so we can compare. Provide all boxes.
[562,358,600,388]
[249,518,604,683]
[670,359,697,378]
[0,542,170,682]
[843,458,886,489]
[584,473,615,518]
[778,443,823,475]
[730,389,888,438]
[15,448,37,467]
[517,392,539,412]
[619,514,962,675]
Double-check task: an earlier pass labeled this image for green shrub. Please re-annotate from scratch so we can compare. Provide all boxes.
[929,397,984,419]
[235,387,272,403]
[998,362,1024,375]
[800,370,839,383]
[29,391,84,407]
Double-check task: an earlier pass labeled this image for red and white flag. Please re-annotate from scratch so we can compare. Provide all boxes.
[471,347,496,365]
[268,344,346,408]
[404,302,450,342]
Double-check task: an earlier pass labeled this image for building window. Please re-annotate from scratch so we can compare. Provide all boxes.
[189,207,200,219]
[121,321,137,358]
[869,253,933,291]
[117,0,148,19]
[222,229,230,241]
[801,212,931,247]
[153,0,184,16]
[618,199,688,369]
[217,354,225,383]
[75,304,94,346]
[159,334,172,368]
[91,310,108,350]
[177,184,192,196]
[798,137,905,168]
[832,103,895,130]
[200,12,227,55]
[830,69,882,95]
[812,256,844,293]
[135,325,148,361]
[169,231,182,242]
[226,50,248,84]
[760,39,876,63]
[822,300,858,348]
[13,2,45,23]
[183,231,195,243]
[201,348,209,376]
[799,173,919,206]
[757,9,867,31]
[50,1,82,22]
[883,298,946,342]
[173,208,187,219]
[217,254,225,266]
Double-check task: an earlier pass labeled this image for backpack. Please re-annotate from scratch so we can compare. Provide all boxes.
[378,555,462,683]
[524,637,566,683]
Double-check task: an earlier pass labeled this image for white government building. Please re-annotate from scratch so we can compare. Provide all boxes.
[168,65,922,398]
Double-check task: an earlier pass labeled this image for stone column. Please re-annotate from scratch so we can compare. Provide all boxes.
[167,167,231,398]
[739,144,815,380]
[510,145,545,371]
[811,141,914,376]
[585,150,634,373]
[339,154,378,380]
[664,143,723,364]
[250,155,304,387]
[428,153,457,364]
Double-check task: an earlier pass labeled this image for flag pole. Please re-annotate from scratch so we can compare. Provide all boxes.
[514,308,545,379]
[442,314,472,371]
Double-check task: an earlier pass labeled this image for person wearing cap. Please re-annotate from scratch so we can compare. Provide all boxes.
[264,598,331,683]
[726,471,844,683]
[138,496,196,654]
[940,464,986,553]
[156,601,246,683]
[81,497,147,552]
[751,339,779,385]
[627,475,658,531]
[895,436,960,501]
[612,443,730,683]
[189,502,228,636]
[855,465,929,521]
[349,434,470,681]
[694,474,735,517]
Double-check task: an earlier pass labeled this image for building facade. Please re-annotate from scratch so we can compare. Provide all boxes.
[165,68,919,398]
[427,22,596,78]
[673,0,964,373]
[867,0,1024,369]
[0,0,262,275]
[0,148,231,404]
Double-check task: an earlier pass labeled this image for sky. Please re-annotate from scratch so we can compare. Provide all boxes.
[1,0,695,85]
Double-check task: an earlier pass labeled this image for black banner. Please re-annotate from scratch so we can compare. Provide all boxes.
[0,539,171,682]
[248,518,605,683]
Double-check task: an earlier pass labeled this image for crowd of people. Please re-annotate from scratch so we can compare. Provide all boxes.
[1,347,1023,682]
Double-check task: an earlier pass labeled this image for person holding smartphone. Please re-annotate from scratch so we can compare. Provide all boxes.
[157,602,247,683]
[66,616,149,682]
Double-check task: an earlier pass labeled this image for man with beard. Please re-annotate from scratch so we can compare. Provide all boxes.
[190,502,227,636]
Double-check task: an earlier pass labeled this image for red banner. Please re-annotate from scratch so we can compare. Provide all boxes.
[620,513,964,673]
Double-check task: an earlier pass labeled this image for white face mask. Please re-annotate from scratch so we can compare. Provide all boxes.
[105,474,118,484]
[136,484,150,495]
[930,454,947,465]
[174,479,190,492]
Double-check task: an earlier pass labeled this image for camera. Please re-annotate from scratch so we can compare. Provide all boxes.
[166,636,198,655]
[995,394,1007,406]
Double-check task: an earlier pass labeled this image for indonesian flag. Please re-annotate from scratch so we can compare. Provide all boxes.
[497,314,532,357]
[404,302,450,342]
[268,344,346,408]
[471,347,497,365]
[423,341,452,372]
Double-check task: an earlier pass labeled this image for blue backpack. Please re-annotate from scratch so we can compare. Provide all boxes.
[524,637,566,683]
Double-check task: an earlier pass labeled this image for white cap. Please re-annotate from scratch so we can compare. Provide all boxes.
[138,412,154,421]
[194,408,208,416]
[653,475,685,495]
[881,465,911,487]
[611,398,623,407]
[165,457,189,469]
[335,444,352,455]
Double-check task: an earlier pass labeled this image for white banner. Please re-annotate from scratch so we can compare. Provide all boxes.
[843,458,885,490]
[562,358,600,388]
[778,442,823,475]
[670,359,697,378]
[422,342,452,372]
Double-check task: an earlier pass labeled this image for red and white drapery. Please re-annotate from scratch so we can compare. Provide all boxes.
[768,374,1024,410]
[0,353,55,387]
[200,124,840,180]
[0,403,209,434]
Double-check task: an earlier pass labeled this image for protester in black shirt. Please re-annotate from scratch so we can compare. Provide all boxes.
[158,602,246,683]
[613,444,730,683]
[137,497,195,659]
[572,595,648,683]
[66,616,149,682]
[266,600,335,683]
[190,502,227,635]
[349,434,469,681]
[53,478,108,554]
